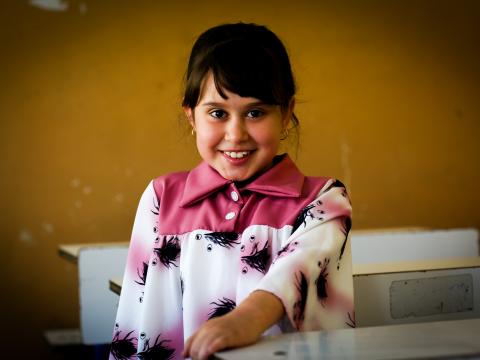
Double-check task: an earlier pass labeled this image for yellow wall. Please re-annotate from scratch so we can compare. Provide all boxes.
[1,0,479,356]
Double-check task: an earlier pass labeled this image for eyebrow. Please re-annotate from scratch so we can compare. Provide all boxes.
[200,101,268,107]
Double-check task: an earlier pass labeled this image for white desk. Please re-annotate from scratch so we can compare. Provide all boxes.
[351,227,479,264]
[58,242,129,264]
[58,242,129,344]
[110,257,480,327]
[109,277,123,295]
[214,318,480,360]
[354,256,480,326]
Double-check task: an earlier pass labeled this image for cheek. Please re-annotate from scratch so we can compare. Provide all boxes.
[196,129,220,153]
[254,129,281,149]
[250,119,282,147]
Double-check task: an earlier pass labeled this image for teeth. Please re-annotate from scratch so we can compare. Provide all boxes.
[224,151,249,159]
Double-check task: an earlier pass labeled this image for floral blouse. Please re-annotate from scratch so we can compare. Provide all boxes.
[109,154,354,360]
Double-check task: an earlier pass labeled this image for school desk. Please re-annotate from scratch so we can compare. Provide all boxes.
[61,227,479,343]
[213,318,480,360]
[109,256,480,329]
[109,276,123,295]
[106,227,479,298]
[58,242,129,344]
[351,227,478,264]
[58,242,128,263]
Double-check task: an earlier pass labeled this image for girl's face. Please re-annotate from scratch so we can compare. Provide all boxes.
[185,72,293,182]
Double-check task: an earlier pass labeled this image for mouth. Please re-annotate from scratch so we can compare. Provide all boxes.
[221,150,252,159]
[220,150,255,165]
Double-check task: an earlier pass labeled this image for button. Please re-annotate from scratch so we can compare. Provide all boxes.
[225,212,236,220]
[230,191,239,202]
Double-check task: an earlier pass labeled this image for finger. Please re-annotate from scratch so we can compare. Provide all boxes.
[207,335,229,355]
[189,331,208,360]
[194,329,221,360]
[198,341,215,360]
[198,333,229,360]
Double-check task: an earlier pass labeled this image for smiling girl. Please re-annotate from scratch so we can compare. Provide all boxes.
[109,23,354,360]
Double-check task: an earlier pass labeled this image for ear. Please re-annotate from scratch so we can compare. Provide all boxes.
[183,106,195,129]
[282,97,295,128]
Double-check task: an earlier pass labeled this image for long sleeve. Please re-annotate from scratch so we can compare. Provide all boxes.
[109,181,159,359]
[255,179,355,331]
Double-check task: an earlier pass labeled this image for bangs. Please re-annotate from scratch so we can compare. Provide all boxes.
[209,40,282,105]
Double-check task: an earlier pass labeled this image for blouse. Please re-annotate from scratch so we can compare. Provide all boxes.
[109,154,354,360]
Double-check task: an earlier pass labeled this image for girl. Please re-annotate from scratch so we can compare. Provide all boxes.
[109,23,354,360]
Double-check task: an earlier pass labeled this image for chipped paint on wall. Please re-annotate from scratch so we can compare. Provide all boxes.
[29,0,68,12]
[114,193,124,203]
[41,222,55,234]
[19,228,36,246]
[29,0,87,13]
[70,178,81,188]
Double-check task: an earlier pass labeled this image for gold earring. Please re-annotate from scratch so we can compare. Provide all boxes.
[280,128,289,140]
[191,128,195,136]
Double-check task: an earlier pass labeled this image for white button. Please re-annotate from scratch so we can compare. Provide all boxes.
[225,212,236,220]
[230,191,239,202]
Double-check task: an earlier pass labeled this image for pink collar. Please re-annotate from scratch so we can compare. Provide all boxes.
[179,154,305,207]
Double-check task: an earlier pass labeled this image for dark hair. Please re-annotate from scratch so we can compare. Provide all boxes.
[182,22,299,134]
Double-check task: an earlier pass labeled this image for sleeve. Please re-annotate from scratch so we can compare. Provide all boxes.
[254,178,355,331]
[109,181,158,359]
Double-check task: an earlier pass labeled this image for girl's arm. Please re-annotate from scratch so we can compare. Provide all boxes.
[109,181,159,359]
[255,179,354,332]
[183,178,353,359]
[182,290,284,360]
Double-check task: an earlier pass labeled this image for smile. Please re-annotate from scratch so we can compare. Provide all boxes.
[222,151,251,159]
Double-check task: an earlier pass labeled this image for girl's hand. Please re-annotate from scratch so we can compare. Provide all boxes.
[182,290,284,360]
[182,310,258,360]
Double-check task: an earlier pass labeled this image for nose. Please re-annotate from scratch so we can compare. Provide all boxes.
[224,117,249,143]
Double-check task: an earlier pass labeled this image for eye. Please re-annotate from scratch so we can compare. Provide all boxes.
[152,258,157,266]
[209,109,227,119]
[207,244,213,252]
[140,332,146,339]
[240,245,245,252]
[247,109,264,118]
[115,323,119,329]
[250,235,255,242]
[195,234,202,240]
[242,266,248,274]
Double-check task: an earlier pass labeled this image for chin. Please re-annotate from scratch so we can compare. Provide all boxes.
[221,171,250,182]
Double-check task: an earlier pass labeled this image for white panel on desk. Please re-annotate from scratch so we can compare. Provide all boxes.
[354,265,480,327]
[351,228,479,264]
[390,274,474,318]
[78,246,128,345]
